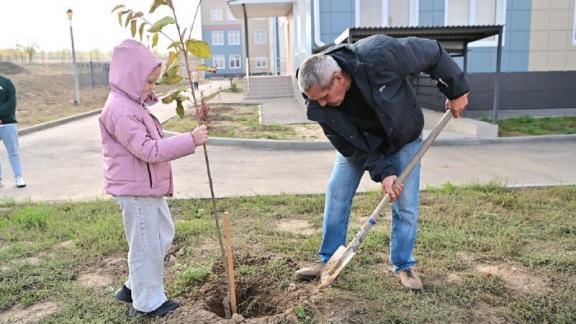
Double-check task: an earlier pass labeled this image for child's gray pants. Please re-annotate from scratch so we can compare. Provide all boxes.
[116,196,174,312]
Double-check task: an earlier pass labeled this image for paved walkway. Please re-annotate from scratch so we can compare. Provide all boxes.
[211,92,311,125]
[1,83,574,201]
[211,92,494,140]
[1,112,574,201]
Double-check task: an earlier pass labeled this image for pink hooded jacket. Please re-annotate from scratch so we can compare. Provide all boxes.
[99,39,196,196]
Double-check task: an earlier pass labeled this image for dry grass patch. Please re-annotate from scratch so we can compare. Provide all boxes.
[275,219,318,236]
[163,102,324,140]
[0,301,59,323]
[475,263,552,296]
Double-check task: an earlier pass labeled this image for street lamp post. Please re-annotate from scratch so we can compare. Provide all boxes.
[67,9,80,105]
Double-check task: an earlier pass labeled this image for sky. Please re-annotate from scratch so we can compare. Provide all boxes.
[0,0,202,52]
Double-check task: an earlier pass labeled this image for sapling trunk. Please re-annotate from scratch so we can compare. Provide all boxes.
[169,2,234,318]
[112,0,234,318]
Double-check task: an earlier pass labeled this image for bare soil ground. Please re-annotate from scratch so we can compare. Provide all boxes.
[166,254,315,323]
[0,301,59,323]
[2,63,109,128]
[1,62,173,128]
[276,219,318,236]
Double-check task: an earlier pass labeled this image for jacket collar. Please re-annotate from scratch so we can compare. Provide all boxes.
[307,101,383,152]
[306,45,384,152]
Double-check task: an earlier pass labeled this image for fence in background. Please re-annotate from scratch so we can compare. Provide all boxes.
[0,61,110,88]
[76,61,109,88]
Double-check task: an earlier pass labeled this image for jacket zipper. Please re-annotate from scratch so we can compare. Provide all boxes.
[437,78,448,87]
[149,114,164,138]
[146,163,153,188]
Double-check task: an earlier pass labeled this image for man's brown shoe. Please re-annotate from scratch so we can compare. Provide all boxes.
[398,268,423,291]
[294,261,325,281]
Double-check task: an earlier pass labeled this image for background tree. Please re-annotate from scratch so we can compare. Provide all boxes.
[89,49,102,61]
[16,42,39,64]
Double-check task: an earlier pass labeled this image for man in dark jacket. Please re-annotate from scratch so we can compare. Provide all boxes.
[0,75,26,188]
[293,35,469,291]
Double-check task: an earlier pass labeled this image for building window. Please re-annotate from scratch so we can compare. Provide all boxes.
[228,30,241,45]
[255,57,268,68]
[254,31,267,45]
[211,8,223,21]
[212,31,224,46]
[445,0,507,46]
[213,55,225,69]
[229,55,241,69]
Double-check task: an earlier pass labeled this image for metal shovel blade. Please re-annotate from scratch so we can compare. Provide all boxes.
[318,245,356,290]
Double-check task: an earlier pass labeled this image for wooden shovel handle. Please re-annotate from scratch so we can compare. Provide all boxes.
[223,213,237,314]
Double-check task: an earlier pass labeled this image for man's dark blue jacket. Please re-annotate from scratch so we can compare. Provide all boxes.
[303,34,470,182]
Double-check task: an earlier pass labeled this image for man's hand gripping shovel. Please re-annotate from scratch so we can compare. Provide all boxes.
[318,110,454,290]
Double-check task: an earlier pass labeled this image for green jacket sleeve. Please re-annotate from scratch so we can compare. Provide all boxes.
[0,77,17,121]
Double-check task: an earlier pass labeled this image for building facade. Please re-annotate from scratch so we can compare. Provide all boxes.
[202,0,245,77]
[228,0,576,112]
[201,0,276,77]
[306,0,576,73]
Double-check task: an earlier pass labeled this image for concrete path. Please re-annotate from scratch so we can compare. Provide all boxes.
[259,97,310,125]
[211,92,496,139]
[1,110,574,201]
[1,81,574,201]
[210,92,311,125]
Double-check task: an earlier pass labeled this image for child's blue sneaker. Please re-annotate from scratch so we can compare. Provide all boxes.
[114,285,132,303]
[129,299,180,318]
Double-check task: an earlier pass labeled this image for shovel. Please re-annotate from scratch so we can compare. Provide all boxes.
[318,110,453,290]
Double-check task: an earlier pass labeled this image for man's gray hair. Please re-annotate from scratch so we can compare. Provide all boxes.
[298,54,341,93]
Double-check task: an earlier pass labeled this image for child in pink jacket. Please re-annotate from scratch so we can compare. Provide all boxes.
[99,39,208,318]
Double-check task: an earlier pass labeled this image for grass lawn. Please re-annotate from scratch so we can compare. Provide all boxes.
[1,184,575,322]
[163,103,323,140]
[222,78,244,93]
[496,116,576,137]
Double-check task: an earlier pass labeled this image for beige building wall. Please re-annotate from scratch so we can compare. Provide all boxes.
[388,0,411,26]
[529,0,576,71]
[201,0,240,27]
[358,0,382,27]
[247,18,274,74]
[357,0,414,27]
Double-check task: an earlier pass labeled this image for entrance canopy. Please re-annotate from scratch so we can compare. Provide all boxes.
[334,25,504,123]
[227,0,292,18]
[335,25,502,56]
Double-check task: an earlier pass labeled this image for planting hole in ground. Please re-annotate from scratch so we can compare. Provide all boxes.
[187,254,307,319]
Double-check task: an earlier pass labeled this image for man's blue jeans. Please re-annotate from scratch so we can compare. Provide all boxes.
[0,124,24,180]
[319,138,422,272]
